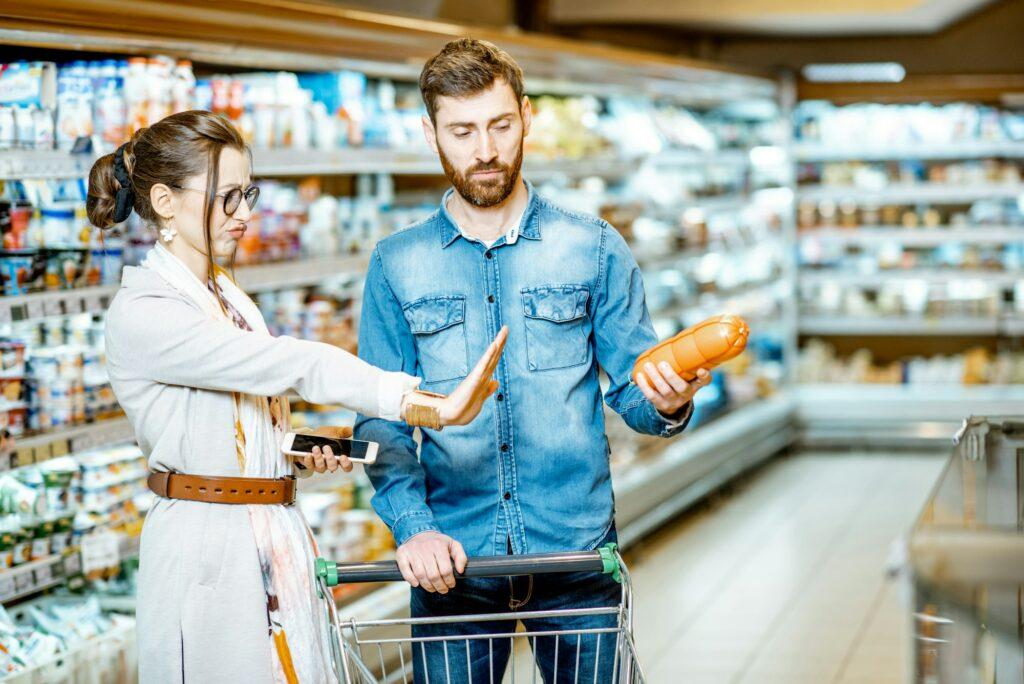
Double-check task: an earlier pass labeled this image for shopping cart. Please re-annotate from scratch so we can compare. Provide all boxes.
[315,543,645,683]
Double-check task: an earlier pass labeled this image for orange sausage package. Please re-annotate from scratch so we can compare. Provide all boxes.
[632,314,750,384]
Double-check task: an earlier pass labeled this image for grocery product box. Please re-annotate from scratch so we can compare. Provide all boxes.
[0,62,57,109]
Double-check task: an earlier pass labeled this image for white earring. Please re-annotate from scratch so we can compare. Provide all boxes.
[159,226,178,243]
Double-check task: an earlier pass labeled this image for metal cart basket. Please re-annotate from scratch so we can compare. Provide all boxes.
[315,543,645,684]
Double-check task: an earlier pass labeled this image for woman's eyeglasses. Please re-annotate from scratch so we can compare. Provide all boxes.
[171,184,260,215]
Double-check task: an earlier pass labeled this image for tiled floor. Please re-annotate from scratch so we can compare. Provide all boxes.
[626,451,946,684]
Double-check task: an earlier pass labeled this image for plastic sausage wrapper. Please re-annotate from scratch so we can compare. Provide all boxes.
[632,314,750,384]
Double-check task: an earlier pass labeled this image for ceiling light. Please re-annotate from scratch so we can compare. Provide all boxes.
[802,62,906,83]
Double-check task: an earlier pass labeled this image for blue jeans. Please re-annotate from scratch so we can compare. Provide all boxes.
[410,528,621,684]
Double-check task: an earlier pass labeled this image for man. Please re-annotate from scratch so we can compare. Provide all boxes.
[355,38,711,682]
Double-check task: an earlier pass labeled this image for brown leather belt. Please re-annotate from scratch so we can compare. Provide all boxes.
[147,472,296,506]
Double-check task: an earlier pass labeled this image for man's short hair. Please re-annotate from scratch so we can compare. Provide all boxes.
[419,38,525,125]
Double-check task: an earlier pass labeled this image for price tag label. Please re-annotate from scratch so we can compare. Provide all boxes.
[73,430,96,454]
[26,299,45,320]
[13,570,32,593]
[64,553,82,576]
[35,562,53,585]
[80,531,121,575]
[14,447,33,468]
[0,576,14,600]
[43,298,63,318]
[84,294,102,312]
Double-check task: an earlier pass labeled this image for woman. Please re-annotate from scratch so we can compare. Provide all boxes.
[87,110,506,683]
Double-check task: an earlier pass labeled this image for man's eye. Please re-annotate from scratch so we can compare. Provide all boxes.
[454,131,470,139]
[496,124,511,132]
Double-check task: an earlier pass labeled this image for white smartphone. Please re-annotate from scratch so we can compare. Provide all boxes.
[281,432,379,465]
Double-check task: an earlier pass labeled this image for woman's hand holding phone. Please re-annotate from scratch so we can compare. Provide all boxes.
[295,426,354,473]
[402,326,508,429]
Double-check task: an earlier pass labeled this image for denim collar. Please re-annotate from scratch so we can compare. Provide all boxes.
[437,179,541,248]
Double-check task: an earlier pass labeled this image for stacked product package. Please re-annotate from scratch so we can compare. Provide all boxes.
[0,313,118,438]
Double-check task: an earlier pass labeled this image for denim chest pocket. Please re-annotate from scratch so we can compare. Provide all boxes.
[403,295,470,384]
[521,285,592,372]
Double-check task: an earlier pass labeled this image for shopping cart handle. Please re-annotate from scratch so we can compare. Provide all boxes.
[316,543,622,586]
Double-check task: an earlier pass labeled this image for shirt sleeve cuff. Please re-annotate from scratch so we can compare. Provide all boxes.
[392,510,441,546]
[377,372,422,422]
[656,401,694,435]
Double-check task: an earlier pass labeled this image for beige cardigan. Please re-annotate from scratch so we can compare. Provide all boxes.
[105,265,417,683]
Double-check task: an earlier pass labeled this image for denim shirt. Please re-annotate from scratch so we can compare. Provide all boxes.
[355,182,692,557]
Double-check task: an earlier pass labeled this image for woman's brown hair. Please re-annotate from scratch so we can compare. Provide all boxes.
[86,110,248,306]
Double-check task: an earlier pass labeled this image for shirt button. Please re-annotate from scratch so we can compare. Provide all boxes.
[500,444,509,452]
[487,295,495,304]
[503,492,511,500]
[485,251,493,259]
[496,393,504,402]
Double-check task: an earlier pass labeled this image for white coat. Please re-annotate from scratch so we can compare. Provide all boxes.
[105,264,415,682]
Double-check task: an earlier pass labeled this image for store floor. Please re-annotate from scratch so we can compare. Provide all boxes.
[625,450,946,683]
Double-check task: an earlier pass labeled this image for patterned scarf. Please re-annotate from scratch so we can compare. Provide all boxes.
[141,244,339,683]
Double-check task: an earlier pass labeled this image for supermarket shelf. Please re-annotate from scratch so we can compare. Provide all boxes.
[798,315,1001,336]
[0,256,372,323]
[793,141,1024,162]
[614,395,797,548]
[1004,317,1024,337]
[0,285,119,324]
[0,148,642,181]
[0,3,776,107]
[233,254,369,292]
[6,418,135,472]
[0,149,95,180]
[689,192,753,214]
[253,148,440,176]
[649,279,787,321]
[796,383,1024,449]
[800,269,1021,287]
[0,553,81,605]
[648,148,752,167]
[634,235,787,272]
[799,226,1024,246]
[796,183,1024,204]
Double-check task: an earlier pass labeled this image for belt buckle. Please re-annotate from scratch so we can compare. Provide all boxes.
[284,476,297,506]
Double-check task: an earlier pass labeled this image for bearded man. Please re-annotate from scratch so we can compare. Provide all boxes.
[355,38,710,683]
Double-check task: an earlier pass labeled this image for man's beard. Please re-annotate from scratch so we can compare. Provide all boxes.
[439,138,523,208]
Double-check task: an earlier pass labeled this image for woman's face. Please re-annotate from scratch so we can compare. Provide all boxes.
[166,146,254,260]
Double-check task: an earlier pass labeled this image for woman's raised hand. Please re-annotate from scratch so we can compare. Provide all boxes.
[402,326,508,429]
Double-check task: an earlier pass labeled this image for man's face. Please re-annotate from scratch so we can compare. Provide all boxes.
[424,79,531,208]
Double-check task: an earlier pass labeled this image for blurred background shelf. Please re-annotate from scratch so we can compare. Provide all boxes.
[797,315,1002,336]
[798,226,1024,246]
[6,418,135,471]
[800,269,1021,286]
[795,384,1024,449]
[796,183,1024,203]
[793,141,1024,162]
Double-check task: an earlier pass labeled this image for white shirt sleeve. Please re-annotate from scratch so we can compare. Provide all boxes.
[106,288,420,421]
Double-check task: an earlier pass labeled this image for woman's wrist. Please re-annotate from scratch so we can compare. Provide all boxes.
[402,390,446,430]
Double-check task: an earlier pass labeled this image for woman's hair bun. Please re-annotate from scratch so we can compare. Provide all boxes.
[86,152,124,230]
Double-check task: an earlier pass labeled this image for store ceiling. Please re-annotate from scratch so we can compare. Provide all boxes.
[547,0,999,36]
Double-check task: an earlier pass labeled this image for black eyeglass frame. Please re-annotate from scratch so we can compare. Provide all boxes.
[169,184,260,216]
